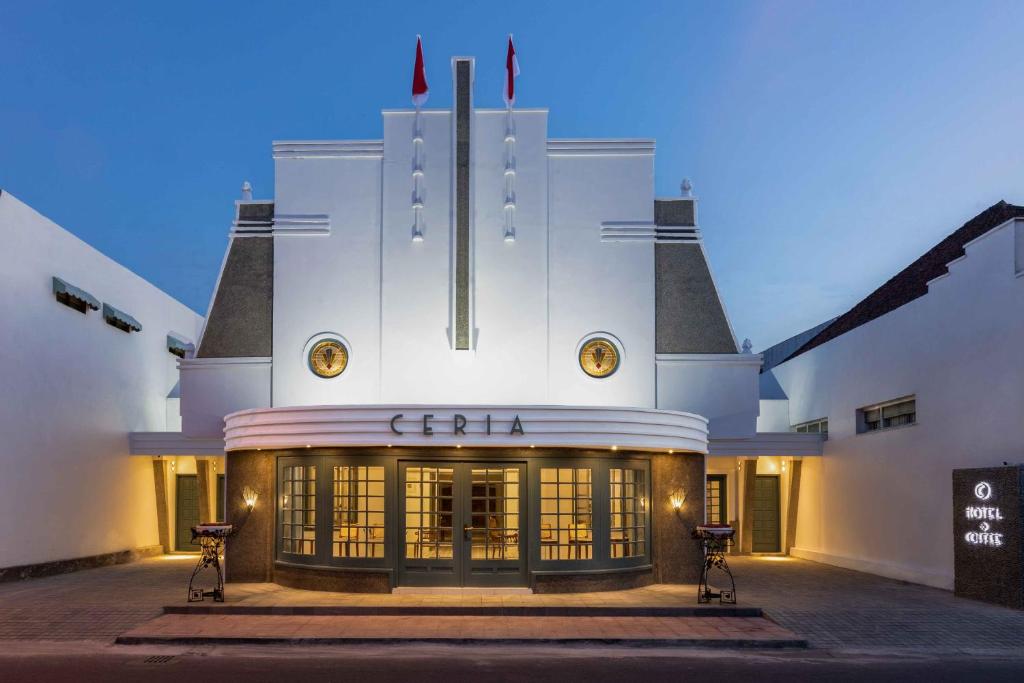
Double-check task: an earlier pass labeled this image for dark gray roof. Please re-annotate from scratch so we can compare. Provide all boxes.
[196,231,274,358]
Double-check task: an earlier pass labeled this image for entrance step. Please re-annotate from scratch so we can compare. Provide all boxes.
[117,613,806,648]
[164,604,763,617]
[391,586,533,596]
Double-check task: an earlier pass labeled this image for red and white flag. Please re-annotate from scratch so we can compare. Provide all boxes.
[412,35,429,108]
[503,35,520,108]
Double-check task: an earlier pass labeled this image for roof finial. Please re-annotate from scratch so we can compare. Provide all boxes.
[741,338,753,354]
[241,181,253,201]
[680,178,693,198]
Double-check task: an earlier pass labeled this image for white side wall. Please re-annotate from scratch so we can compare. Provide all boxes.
[656,354,761,438]
[0,191,203,567]
[774,218,1024,589]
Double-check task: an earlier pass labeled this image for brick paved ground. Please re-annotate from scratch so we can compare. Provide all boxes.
[2,553,1024,652]
[729,555,1024,650]
[0,555,192,640]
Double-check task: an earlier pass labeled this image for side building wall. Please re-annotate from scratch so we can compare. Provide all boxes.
[772,217,1024,589]
[0,190,203,572]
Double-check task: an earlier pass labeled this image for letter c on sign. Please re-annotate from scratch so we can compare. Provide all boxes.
[974,482,992,501]
[390,414,404,435]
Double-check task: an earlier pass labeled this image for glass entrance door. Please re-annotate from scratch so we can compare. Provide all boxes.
[399,462,526,587]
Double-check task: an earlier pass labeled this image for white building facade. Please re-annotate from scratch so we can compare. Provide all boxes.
[141,57,816,592]
[761,201,1024,589]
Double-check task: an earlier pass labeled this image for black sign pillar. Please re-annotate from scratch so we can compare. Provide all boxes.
[952,465,1024,609]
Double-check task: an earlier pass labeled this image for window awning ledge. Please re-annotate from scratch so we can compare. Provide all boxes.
[52,277,100,311]
[167,334,194,358]
[103,303,142,332]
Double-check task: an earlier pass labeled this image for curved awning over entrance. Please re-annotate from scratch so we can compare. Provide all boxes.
[224,405,708,454]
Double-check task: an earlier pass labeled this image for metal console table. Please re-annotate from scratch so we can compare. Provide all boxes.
[693,525,736,604]
[188,523,233,602]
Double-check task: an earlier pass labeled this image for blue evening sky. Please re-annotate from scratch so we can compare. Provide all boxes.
[3,1,1023,349]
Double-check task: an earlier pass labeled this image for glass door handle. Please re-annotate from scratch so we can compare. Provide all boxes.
[463,524,473,539]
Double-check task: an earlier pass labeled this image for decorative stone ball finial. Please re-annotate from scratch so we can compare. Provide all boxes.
[680,178,693,198]
[741,338,753,354]
[241,181,253,201]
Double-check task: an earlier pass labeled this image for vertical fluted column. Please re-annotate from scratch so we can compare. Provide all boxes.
[503,108,516,242]
[412,109,425,241]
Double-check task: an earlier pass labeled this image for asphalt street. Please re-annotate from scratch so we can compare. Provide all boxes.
[2,644,1023,683]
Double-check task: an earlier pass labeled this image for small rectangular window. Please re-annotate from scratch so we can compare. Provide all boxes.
[792,418,828,440]
[540,468,592,560]
[858,397,915,434]
[102,303,142,333]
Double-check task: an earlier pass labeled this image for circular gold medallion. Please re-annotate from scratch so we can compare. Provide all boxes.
[308,339,348,378]
[579,338,620,378]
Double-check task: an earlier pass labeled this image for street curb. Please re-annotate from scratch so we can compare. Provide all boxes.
[115,634,809,649]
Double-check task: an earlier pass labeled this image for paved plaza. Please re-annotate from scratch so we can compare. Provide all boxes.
[0,553,1023,654]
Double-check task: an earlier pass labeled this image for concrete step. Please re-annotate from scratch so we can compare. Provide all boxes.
[164,604,763,617]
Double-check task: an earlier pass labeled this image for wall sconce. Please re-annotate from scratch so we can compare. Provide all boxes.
[242,486,259,511]
[670,490,686,511]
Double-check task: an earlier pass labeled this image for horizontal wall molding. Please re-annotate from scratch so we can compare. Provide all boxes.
[273,140,384,159]
[271,214,330,236]
[600,222,702,243]
[179,357,272,371]
[656,353,763,368]
[708,432,824,457]
[225,405,708,454]
[129,431,228,456]
[547,139,655,156]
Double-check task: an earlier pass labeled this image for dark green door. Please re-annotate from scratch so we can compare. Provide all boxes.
[175,474,200,551]
[399,462,526,587]
[752,475,780,552]
[216,473,226,522]
[706,475,727,525]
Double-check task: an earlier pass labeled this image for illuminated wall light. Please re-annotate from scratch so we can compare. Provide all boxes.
[611,445,618,451]
[668,449,674,454]
[456,444,462,449]
[242,486,259,510]
[670,490,686,510]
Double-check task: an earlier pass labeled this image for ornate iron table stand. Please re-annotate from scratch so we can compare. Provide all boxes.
[188,524,232,602]
[693,525,736,605]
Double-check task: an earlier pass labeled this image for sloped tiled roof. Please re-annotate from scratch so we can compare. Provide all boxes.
[786,200,1024,362]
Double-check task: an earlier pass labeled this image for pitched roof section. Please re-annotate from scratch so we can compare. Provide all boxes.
[786,200,1024,362]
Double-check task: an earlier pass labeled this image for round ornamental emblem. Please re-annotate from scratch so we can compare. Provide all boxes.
[308,339,348,378]
[579,338,620,378]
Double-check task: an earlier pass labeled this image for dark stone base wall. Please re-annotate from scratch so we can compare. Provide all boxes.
[0,545,164,583]
[532,569,653,593]
[225,451,275,583]
[651,453,705,583]
[274,564,392,593]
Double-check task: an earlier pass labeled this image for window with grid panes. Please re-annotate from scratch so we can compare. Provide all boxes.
[332,465,385,559]
[859,397,915,433]
[539,468,593,560]
[281,463,317,555]
[609,468,646,558]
